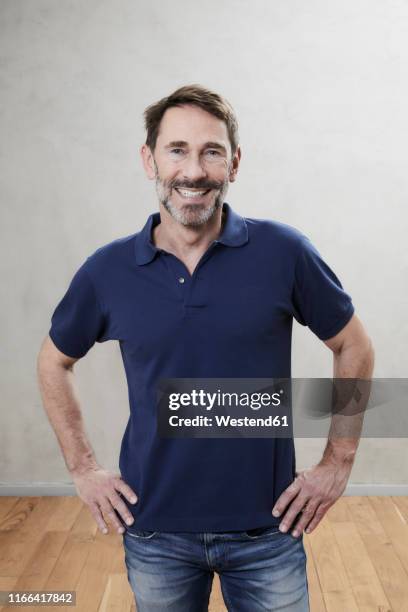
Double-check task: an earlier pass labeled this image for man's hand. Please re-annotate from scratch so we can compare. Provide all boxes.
[271,460,352,537]
[71,465,138,535]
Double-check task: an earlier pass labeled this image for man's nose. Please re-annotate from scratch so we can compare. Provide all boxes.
[181,153,207,182]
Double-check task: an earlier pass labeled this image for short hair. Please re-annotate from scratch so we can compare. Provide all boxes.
[143,84,239,155]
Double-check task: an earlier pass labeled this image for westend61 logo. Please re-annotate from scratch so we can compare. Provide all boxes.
[168,389,283,411]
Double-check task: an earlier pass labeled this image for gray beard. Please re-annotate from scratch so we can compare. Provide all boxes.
[156,183,229,227]
[162,196,223,227]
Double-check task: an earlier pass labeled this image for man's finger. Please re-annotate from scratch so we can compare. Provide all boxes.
[114,478,138,504]
[109,491,135,526]
[272,479,301,517]
[100,500,125,534]
[89,502,108,534]
[290,501,319,537]
[278,496,310,533]
[304,503,331,534]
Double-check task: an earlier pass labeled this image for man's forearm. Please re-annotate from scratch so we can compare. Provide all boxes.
[273,318,375,535]
[37,358,99,476]
[321,336,375,467]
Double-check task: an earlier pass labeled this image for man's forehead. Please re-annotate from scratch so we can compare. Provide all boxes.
[157,105,229,145]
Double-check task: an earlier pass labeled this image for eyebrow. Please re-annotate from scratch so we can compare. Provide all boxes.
[204,141,228,153]
[165,141,189,149]
[165,140,228,154]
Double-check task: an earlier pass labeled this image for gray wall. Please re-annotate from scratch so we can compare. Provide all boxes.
[1,0,407,491]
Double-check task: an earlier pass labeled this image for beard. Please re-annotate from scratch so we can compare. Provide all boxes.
[154,162,230,227]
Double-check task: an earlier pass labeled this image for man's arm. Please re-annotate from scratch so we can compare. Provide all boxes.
[320,312,374,470]
[271,313,375,537]
[37,335,138,534]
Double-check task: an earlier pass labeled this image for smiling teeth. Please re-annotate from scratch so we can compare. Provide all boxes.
[177,189,207,198]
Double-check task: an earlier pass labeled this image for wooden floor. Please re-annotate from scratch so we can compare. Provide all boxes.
[0,496,407,611]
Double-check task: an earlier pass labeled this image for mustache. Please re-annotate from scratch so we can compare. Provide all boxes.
[168,179,226,191]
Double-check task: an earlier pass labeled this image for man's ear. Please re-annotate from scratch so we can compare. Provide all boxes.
[229,144,241,183]
[140,144,156,180]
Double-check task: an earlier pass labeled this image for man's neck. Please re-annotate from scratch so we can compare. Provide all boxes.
[152,204,226,260]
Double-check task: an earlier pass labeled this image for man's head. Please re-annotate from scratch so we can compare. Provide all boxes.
[140,85,241,227]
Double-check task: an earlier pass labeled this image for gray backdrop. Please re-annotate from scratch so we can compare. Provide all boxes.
[1,0,407,493]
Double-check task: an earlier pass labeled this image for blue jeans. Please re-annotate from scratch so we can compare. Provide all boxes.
[123,525,309,611]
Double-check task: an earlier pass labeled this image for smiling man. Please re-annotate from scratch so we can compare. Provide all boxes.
[38,85,374,611]
[141,93,240,277]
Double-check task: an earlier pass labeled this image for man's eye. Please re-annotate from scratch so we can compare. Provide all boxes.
[170,148,184,155]
[206,149,220,156]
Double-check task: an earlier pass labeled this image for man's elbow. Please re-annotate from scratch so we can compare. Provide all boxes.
[364,335,375,373]
[37,335,79,374]
[342,330,375,378]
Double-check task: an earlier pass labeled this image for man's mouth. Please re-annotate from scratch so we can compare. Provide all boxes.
[174,188,211,199]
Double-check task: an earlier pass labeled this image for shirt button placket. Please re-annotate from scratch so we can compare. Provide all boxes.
[177,273,192,317]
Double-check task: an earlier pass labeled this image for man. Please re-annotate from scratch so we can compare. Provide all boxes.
[37,85,374,611]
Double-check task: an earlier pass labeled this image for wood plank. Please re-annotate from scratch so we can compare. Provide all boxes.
[323,588,360,611]
[345,497,389,542]
[0,577,16,612]
[392,496,408,523]
[71,503,98,537]
[209,574,227,612]
[4,531,68,592]
[109,537,127,574]
[331,521,391,611]
[307,518,349,593]
[347,497,407,611]
[42,530,94,591]
[325,497,352,523]
[0,498,19,526]
[369,496,408,575]
[38,502,100,611]
[0,578,16,590]
[70,530,119,611]
[344,495,363,505]
[98,573,134,612]
[0,497,40,531]
[45,496,83,531]
[0,498,60,576]
[303,535,326,611]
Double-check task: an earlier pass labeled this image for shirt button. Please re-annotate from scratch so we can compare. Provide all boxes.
[178,277,185,284]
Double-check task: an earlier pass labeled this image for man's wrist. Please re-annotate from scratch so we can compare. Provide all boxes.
[320,439,358,468]
[68,454,99,477]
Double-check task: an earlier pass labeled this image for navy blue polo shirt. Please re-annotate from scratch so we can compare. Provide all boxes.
[48,202,355,532]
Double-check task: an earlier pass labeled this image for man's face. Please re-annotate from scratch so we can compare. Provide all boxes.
[141,104,240,227]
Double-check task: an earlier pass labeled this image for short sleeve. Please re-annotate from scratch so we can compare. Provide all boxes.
[291,236,355,340]
[48,261,109,358]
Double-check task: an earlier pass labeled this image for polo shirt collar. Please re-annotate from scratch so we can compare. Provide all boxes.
[135,202,248,266]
